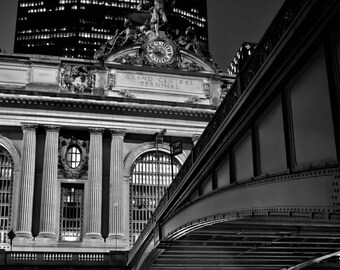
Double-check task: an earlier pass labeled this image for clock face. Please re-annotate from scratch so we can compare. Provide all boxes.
[146,39,175,64]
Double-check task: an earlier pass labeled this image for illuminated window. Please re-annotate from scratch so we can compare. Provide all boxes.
[0,146,13,247]
[66,146,81,168]
[59,184,84,241]
[129,151,181,247]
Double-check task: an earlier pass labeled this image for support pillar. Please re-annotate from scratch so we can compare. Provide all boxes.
[84,128,104,241]
[107,129,125,245]
[16,123,37,240]
[37,125,60,240]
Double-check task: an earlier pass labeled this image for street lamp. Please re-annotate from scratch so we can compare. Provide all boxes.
[7,229,16,251]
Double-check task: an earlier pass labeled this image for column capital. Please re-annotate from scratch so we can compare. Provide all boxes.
[21,123,38,132]
[110,129,126,138]
[44,125,60,132]
[89,127,105,134]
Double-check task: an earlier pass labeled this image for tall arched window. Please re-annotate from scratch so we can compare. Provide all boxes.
[0,145,14,247]
[129,151,181,247]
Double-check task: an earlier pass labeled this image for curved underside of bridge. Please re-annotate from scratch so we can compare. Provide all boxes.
[145,217,340,270]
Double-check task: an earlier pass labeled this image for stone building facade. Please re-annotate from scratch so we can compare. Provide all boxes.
[0,36,223,253]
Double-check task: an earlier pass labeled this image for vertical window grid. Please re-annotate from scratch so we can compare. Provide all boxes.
[0,146,13,246]
[59,184,84,241]
[66,146,81,168]
[129,151,181,248]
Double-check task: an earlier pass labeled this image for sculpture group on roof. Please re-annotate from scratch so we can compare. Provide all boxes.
[94,0,214,66]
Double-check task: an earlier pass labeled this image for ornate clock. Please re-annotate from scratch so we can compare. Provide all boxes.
[145,38,176,65]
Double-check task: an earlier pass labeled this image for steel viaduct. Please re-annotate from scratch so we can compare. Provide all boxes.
[127,1,340,269]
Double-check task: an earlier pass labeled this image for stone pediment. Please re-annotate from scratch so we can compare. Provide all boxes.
[103,37,216,74]
[90,3,224,105]
[99,37,221,105]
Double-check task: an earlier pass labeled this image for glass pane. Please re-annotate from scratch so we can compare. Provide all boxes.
[216,155,230,188]
[66,146,81,168]
[234,132,253,182]
[290,50,336,165]
[258,98,286,174]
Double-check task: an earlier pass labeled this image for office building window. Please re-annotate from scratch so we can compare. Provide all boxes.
[59,184,84,241]
[0,146,13,246]
[129,151,181,247]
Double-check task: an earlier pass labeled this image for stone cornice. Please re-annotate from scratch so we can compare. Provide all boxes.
[0,92,216,120]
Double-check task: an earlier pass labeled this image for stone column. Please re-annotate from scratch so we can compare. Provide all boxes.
[37,125,60,240]
[107,129,125,243]
[16,123,37,240]
[84,128,104,241]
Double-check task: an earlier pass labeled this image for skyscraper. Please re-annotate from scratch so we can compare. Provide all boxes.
[14,0,208,59]
[226,42,257,76]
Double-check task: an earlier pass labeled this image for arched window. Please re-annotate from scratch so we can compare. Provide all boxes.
[129,151,181,247]
[0,145,14,246]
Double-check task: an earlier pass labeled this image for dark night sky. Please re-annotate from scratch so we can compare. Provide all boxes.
[0,0,284,72]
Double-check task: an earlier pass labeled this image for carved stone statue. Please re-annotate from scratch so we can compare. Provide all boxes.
[137,0,175,36]
[151,0,167,36]
[121,18,138,46]
[137,0,154,11]
[93,0,216,70]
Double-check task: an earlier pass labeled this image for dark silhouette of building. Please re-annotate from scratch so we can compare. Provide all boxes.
[226,42,257,76]
[14,0,208,59]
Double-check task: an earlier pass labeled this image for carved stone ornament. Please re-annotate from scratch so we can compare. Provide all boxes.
[203,82,210,98]
[118,89,136,98]
[185,95,200,104]
[58,136,89,179]
[60,64,94,93]
[106,35,207,72]
[114,53,144,66]
[105,72,116,91]
[177,55,204,72]
[93,0,218,72]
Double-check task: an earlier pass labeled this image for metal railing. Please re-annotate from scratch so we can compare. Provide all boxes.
[1,250,127,266]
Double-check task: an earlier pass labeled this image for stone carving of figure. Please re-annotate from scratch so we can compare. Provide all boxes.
[151,0,167,36]
[121,18,137,46]
[137,0,175,37]
[137,0,154,11]
[178,27,203,56]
